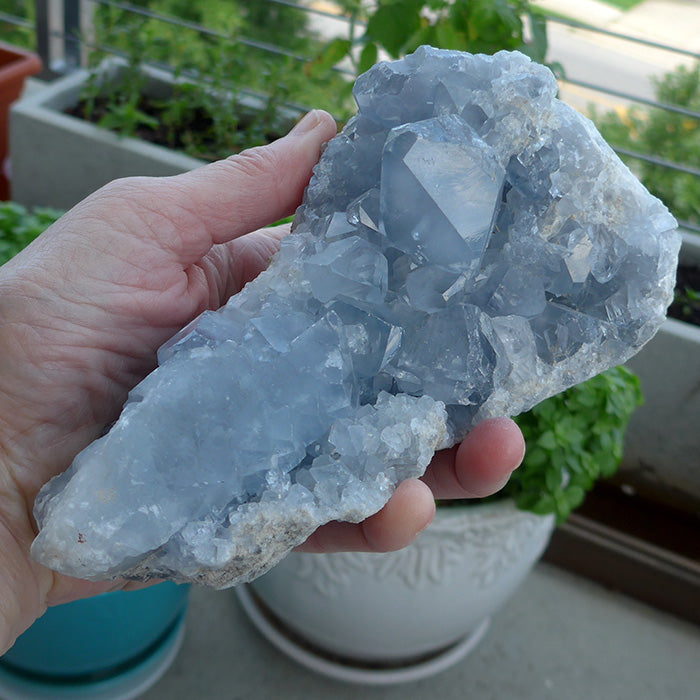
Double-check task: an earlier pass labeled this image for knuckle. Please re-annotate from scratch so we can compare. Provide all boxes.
[223,145,282,184]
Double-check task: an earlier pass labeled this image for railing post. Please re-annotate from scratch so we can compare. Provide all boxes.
[33,0,86,77]
[34,0,52,76]
[63,0,81,69]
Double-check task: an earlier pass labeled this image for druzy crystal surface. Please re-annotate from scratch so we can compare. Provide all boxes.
[32,47,680,587]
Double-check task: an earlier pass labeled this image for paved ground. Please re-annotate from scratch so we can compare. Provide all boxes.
[141,564,700,700]
[536,0,700,53]
[536,0,700,113]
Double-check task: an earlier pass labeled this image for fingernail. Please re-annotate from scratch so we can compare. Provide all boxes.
[489,473,512,496]
[416,514,434,537]
[290,110,321,136]
[462,473,512,500]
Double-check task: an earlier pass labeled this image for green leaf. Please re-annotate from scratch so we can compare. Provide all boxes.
[358,42,379,74]
[366,0,423,57]
[525,446,548,468]
[306,38,352,78]
[537,430,557,450]
[564,485,586,511]
[434,20,467,50]
[545,466,562,491]
[531,494,557,516]
[514,491,544,512]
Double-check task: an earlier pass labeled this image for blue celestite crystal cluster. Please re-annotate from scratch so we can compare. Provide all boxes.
[32,48,680,587]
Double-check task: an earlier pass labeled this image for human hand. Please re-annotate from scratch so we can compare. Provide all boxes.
[0,110,523,653]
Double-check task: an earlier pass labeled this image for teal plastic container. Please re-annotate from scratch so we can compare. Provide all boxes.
[0,582,190,699]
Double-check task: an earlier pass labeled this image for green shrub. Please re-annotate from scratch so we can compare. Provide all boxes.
[509,366,643,523]
[594,63,700,229]
[0,202,62,265]
[309,0,556,86]
[89,0,355,129]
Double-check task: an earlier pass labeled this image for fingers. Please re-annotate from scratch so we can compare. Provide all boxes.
[115,110,337,266]
[200,224,290,305]
[421,417,525,499]
[297,418,524,555]
[296,479,435,554]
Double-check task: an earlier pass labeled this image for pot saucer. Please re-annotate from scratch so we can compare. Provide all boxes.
[235,585,489,685]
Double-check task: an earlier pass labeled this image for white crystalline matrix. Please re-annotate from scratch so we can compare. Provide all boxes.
[31,47,680,587]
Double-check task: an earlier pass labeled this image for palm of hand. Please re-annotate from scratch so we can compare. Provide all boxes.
[1,182,283,497]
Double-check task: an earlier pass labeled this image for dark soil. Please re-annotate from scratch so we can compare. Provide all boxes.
[668,264,700,327]
[68,96,202,155]
[66,95,283,162]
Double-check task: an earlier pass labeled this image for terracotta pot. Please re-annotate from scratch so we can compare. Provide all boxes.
[0,42,41,199]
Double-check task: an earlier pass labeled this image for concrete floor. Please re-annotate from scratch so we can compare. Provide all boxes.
[142,563,700,700]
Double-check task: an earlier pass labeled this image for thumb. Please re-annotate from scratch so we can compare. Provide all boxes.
[116,109,337,266]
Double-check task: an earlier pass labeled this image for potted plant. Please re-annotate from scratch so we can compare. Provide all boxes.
[239,366,642,684]
[10,59,214,211]
[10,55,304,211]
[0,40,41,200]
[8,1,348,212]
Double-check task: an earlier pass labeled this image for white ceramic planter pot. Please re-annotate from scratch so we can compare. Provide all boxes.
[240,499,554,682]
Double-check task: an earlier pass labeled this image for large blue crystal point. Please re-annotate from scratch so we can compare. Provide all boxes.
[32,48,679,587]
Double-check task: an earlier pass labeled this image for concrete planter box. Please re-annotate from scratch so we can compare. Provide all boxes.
[10,62,202,210]
[622,231,700,504]
[10,61,296,210]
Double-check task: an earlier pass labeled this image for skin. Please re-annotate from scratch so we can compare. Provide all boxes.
[0,110,524,655]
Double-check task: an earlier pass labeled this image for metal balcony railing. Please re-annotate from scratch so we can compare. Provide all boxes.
[1,0,698,231]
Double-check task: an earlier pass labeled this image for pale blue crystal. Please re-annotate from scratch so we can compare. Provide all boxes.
[31,47,679,587]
